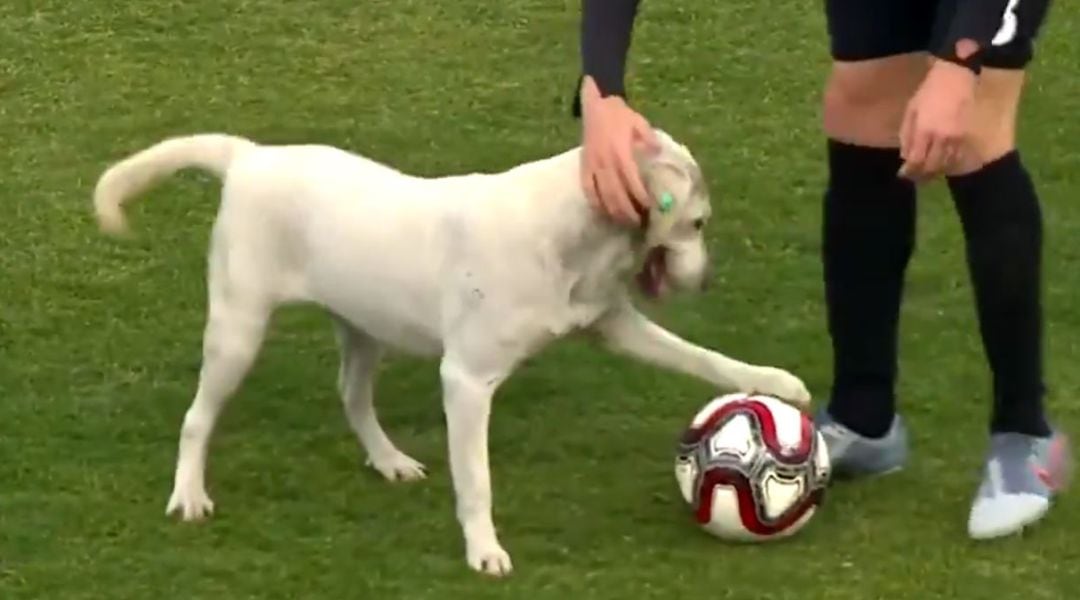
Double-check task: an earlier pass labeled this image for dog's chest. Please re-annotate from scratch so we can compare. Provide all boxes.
[538,239,636,333]
[547,265,628,334]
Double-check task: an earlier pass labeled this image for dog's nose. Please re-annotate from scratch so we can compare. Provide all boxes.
[699,267,712,292]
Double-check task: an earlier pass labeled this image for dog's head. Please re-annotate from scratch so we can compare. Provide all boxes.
[633,130,712,299]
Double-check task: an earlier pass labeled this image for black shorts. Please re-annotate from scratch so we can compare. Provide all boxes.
[826,0,1053,69]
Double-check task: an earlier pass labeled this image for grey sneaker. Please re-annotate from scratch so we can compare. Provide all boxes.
[968,430,1071,540]
[814,410,909,478]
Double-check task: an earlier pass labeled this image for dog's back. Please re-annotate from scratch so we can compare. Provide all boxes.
[91,133,609,355]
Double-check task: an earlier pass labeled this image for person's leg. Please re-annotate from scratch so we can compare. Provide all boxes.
[814,0,938,476]
[947,69,1049,438]
[932,0,1070,538]
[821,58,924,441]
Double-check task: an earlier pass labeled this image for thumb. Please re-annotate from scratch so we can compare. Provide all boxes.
[633,118,660,153]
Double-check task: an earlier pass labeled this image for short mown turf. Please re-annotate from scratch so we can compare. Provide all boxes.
[2,2,1078,598]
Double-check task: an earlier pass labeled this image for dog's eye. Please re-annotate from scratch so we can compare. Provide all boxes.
[692,218,706,230]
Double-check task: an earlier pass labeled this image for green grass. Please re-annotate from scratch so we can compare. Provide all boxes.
[2,1,1079,598]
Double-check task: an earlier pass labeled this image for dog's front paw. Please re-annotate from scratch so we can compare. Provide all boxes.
[366,450,427,483]
[466,538,513,577]
[744,367,811,409]
[166,484,215,522]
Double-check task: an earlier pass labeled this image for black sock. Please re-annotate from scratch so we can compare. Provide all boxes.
[823,140,916,438]
[948,151,1051,438]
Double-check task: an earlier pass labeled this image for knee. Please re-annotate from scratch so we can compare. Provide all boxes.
[822,57,926,147]
[202,312,265,362]
[202,332,258,366]
[950,69,1026,174]
[181,405,214,439]
[949,122,1017,176]
[439,358,503,399]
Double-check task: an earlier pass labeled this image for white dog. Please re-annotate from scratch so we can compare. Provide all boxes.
[92,131,811,576]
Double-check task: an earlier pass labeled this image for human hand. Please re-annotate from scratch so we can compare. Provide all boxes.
[580,76,660,225]
[898,59,978,182]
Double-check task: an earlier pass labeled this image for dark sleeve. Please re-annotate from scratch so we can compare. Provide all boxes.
[935,0,1014,71]
[570,0,642,118]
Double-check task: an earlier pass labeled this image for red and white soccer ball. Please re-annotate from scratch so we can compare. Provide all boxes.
[674,393,831,541]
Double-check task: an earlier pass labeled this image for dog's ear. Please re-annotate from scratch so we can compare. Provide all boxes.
[635,134,699,244]
[641,163,687,244]
[634,129,698,200]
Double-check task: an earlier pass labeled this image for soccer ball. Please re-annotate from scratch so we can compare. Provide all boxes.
[673,393,831,541]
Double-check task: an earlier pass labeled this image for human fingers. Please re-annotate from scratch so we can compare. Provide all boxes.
[613,135,651,213]
[596,159,639,225]
[898,127,932,180]
[632,114,660,153]
[580,152,603,212]
[917,135,951,182]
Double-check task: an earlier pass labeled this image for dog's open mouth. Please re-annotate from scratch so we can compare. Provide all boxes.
[636,246,669,298]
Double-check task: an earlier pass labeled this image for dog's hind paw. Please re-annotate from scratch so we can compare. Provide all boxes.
[166,485,215,521]
[366,451,427,482]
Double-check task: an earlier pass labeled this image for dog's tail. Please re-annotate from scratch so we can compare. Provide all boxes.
[93,133,258,235]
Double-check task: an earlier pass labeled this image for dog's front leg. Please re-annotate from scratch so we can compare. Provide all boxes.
[439,354,514,577]
[593,300,811,408]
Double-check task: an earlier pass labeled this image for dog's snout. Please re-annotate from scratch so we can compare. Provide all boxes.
[699,264,713,292]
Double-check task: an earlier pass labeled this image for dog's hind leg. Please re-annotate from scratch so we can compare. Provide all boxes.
[166,241,275,521]
[334,319,426,482]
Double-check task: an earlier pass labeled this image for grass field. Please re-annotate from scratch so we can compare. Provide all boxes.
[3,1,1080,598]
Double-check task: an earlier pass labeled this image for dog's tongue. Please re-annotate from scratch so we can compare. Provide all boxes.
[636,247,668,298]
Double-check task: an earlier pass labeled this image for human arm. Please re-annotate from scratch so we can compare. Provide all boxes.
[934,0,1019,72]
[573,0,660,225]
[572,0,641,117]
[898,1,1022,180]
